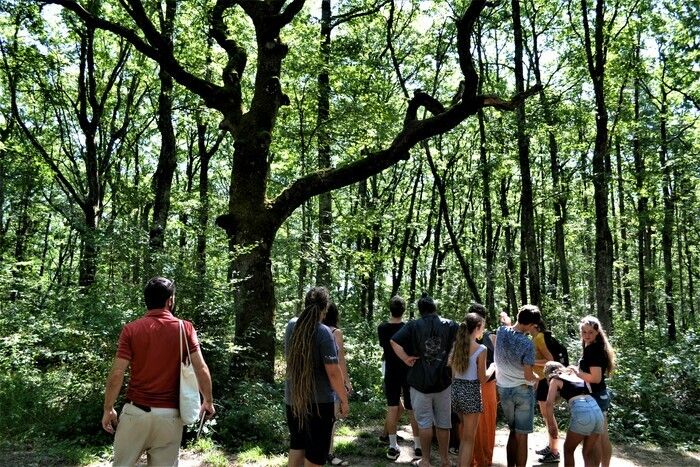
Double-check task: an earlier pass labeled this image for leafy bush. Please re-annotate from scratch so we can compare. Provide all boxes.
[608,321,700,449]
[215,380,287,452]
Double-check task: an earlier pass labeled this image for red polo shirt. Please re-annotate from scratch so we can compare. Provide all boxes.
[117,309,199,408]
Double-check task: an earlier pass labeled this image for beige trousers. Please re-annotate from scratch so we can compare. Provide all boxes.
[113,402,183,466]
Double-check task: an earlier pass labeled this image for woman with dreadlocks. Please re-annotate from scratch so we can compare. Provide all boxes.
[285,287,350,467]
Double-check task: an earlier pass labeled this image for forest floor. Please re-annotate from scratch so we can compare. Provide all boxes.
[2,425,699,466]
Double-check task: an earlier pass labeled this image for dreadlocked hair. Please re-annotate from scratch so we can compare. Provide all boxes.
[286,286,330,424]
[449,312,485,375]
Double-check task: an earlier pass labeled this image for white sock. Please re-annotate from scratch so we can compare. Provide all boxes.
[414,436,421,449]
[389,434,398,448]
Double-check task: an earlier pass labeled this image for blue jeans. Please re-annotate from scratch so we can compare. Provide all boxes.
[498,384,535,434]
[569,396,604,435]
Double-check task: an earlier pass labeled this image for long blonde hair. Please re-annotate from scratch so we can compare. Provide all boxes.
[579,315,616,375]
[287,287,330,422]
[449,313,485,374]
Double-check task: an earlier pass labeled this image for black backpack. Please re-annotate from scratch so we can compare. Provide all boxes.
[543,330,569,366]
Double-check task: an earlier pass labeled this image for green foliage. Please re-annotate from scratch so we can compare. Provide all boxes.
[215,380,287,453]
[609,322,700,449]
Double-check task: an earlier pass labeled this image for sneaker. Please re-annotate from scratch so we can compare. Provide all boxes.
[449,446,459,455]
[386,447,400,460]
[536,446,552,456]
[538,451,560,464]
[379,434,405,443]
[413,447,422,458]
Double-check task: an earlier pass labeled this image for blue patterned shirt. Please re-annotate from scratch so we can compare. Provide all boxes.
[495,326,535,388]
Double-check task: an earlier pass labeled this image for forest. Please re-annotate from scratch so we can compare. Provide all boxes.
[0,0,698,463]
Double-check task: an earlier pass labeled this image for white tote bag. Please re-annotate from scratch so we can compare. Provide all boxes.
[179,320,201,425]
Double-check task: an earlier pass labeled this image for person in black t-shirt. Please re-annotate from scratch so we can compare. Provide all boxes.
[573,315,616,467]
[378,296,421,460]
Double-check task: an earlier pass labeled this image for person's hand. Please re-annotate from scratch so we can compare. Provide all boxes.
[345,380,353,395]
[338,399,350,418]
[200,400,216,420]
[405,356,419,367]
[102,408,118,434]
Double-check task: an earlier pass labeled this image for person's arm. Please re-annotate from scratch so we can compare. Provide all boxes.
[545,379,562,439]
[477,349,488,383]
[534,334,553,366]
[576,365,602,384]
[102,357,129,434]
[523,364,537,383]
[190,351,215,418]
[390,339,419,367]
[334,329,352,393]
[325,363,349,417]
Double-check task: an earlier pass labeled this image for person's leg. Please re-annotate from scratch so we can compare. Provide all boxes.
[538,400,559,456]
[305,403,335,467]
[113,403,150,466]
[146,409,183,466]
[472,380,497,467]
[410,387,434,466]
[286,404,307,467]
[505,430,517,467]
[327,401,341,462]
[433,385,453,467]
[511,385,534,467]
[582,434,601,467]
[563,431,584,467]
[600,414,611,467]
[288,450,305,467]
[458,413,479,467]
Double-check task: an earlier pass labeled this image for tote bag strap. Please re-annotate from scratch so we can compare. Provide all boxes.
[179,320,192,365]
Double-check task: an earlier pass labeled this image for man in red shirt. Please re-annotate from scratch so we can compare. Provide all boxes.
[101,277,215,466]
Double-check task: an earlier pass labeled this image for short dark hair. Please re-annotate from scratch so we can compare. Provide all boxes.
[417,292,437,316]
[389,296,406,317]
[468,303,487,319]
[322,302,339,327]
[516,304,541,325]
[144,277,174,310]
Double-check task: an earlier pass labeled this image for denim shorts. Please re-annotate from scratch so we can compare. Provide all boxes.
[591,389,611,413]
[498,384,535,433]
[410,386,452,429]
[569,396,604,435]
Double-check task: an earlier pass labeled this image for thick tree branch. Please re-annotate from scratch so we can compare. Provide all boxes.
[41,0,228,111]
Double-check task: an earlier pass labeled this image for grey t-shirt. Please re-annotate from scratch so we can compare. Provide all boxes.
[284,317,339,404]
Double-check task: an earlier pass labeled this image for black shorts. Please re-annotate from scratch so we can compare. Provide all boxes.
[384,370,412,410]
[536,378,549,402]
[286,403,335,464]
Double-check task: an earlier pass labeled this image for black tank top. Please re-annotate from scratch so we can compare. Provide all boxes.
[557,378,588,401]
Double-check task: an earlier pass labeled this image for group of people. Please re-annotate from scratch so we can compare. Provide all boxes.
[98,278,614,467]
[284,287,615,467]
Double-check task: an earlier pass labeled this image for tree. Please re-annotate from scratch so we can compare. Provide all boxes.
[44,0,540,380]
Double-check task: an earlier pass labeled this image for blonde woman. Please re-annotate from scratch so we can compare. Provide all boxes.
[285,287,349,467]
[573,315,616,467]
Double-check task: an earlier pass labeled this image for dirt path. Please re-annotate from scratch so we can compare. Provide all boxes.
[363,426,700,467]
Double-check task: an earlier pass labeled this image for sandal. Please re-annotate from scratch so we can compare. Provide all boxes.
[327,454,349,466]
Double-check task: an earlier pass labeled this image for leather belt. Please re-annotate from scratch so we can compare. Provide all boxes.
[128,401,152,412]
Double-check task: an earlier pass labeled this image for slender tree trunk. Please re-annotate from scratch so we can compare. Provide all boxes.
[149,1,178,258]
[615,139,633,319]
[500,176,518,317]
[316,0,333,287]
[632,57,648,333]
[581,0,613,331]
[392,165,421,297]
[658,80,676,341]
[512,0,540,307]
